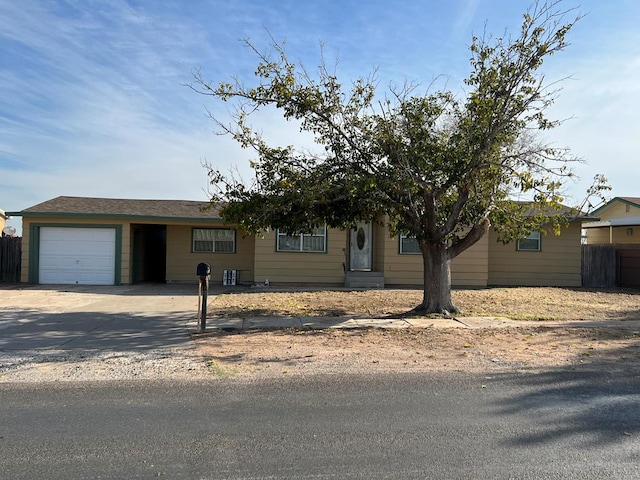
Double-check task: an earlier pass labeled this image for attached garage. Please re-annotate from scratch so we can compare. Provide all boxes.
[13,197,227,286]
[12,196,586,288]
[38,227,117,285]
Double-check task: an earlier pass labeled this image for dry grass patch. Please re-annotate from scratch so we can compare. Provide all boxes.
[210,287,640,322]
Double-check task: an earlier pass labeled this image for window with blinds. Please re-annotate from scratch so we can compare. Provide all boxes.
[192,228,235,253]
[276,226,327,252]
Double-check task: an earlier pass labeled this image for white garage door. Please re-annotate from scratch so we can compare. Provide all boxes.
[39,227,116,285]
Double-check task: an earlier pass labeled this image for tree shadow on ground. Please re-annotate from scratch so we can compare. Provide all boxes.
[0,307,195,375]
[490,344,640,448]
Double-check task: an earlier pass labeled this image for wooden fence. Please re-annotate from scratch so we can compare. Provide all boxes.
[617,247,640,289]
[0,236,21,283]
[582,244,616,288]
[582,244,640,289]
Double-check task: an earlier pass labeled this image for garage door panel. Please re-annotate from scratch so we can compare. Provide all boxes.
[39,227,116,285]
[41,243,114,257]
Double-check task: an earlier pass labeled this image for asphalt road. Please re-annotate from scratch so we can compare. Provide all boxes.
[1,371,640,480]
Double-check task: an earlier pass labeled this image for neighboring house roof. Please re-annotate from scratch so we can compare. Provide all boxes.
[619,197,640,206]
[12,196,222,221]
[591,196,640,215]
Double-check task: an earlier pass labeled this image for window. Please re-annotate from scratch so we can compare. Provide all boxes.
[517,231,541,251]
[192,228,235,253]
[276,226,327,252]
[399,234,421,254]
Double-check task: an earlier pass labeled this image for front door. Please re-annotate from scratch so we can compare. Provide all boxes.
[349,221,372,271]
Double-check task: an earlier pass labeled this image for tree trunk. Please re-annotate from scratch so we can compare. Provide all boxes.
[415,242,459,314]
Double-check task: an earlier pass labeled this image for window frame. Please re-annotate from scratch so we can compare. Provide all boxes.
[399,234,421,255]
[516,231,541,251]
[192,228,236,254]
[276,226,327,253]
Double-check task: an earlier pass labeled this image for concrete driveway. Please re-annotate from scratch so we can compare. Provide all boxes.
[0,284,203,352]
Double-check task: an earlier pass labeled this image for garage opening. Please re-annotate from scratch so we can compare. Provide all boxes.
[132,224,167,283]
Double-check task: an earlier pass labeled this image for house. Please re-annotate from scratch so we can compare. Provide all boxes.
[11,195,585,288]
[583,197,640,244]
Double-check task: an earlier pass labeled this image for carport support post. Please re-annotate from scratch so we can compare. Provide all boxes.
[199,276,208,332]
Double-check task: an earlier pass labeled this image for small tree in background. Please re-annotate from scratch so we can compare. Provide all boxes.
[191,1,609,314]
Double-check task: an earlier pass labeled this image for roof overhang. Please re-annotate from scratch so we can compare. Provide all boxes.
[582,216,640,229]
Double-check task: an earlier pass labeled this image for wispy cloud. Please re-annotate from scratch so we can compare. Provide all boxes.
[1,0,639,230]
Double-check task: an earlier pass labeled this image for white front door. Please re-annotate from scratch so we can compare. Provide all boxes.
[39,227,116,285]
[349,221,372,271]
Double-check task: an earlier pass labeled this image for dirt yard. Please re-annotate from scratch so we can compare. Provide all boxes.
[195,287,640,378]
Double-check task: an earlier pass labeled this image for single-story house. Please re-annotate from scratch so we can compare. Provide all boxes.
[11,196,585,288]
[583,197,640,244]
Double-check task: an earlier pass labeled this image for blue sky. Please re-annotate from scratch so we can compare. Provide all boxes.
[1,0,639,232]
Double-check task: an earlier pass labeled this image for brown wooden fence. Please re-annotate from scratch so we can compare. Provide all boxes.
[582,244,616,288]
[582,244,640,289]
[0,236,21,283]
[617,247,640,289]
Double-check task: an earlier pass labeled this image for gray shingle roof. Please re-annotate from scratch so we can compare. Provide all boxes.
[619,197,640,206]
[17,196,222,219]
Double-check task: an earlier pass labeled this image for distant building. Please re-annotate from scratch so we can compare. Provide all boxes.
[0,208,8,235]
[582,197,640,244]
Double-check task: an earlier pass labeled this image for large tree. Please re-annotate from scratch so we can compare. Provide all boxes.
[192,1,606,314]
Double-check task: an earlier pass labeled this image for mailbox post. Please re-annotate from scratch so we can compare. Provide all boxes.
[197,262,211,332]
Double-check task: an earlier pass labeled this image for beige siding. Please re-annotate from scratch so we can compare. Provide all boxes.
[450,235,489,286]
[585,227,612,244]
[609,226,639,244]
[595,201,640,220]
[19,219,30,283]
[585,200,640,245]
[488,222,582,286]
[586,226,639,245]
[165,225,255,284]
[253,229,346,285]
[372,223,386,272]
[382,226,489,287]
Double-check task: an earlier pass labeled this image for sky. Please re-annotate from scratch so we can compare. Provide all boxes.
[1,0,639,233]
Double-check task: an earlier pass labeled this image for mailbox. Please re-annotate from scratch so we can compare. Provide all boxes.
[197,262,211,277]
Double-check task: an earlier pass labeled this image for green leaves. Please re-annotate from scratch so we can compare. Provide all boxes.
[193,1,589,259]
